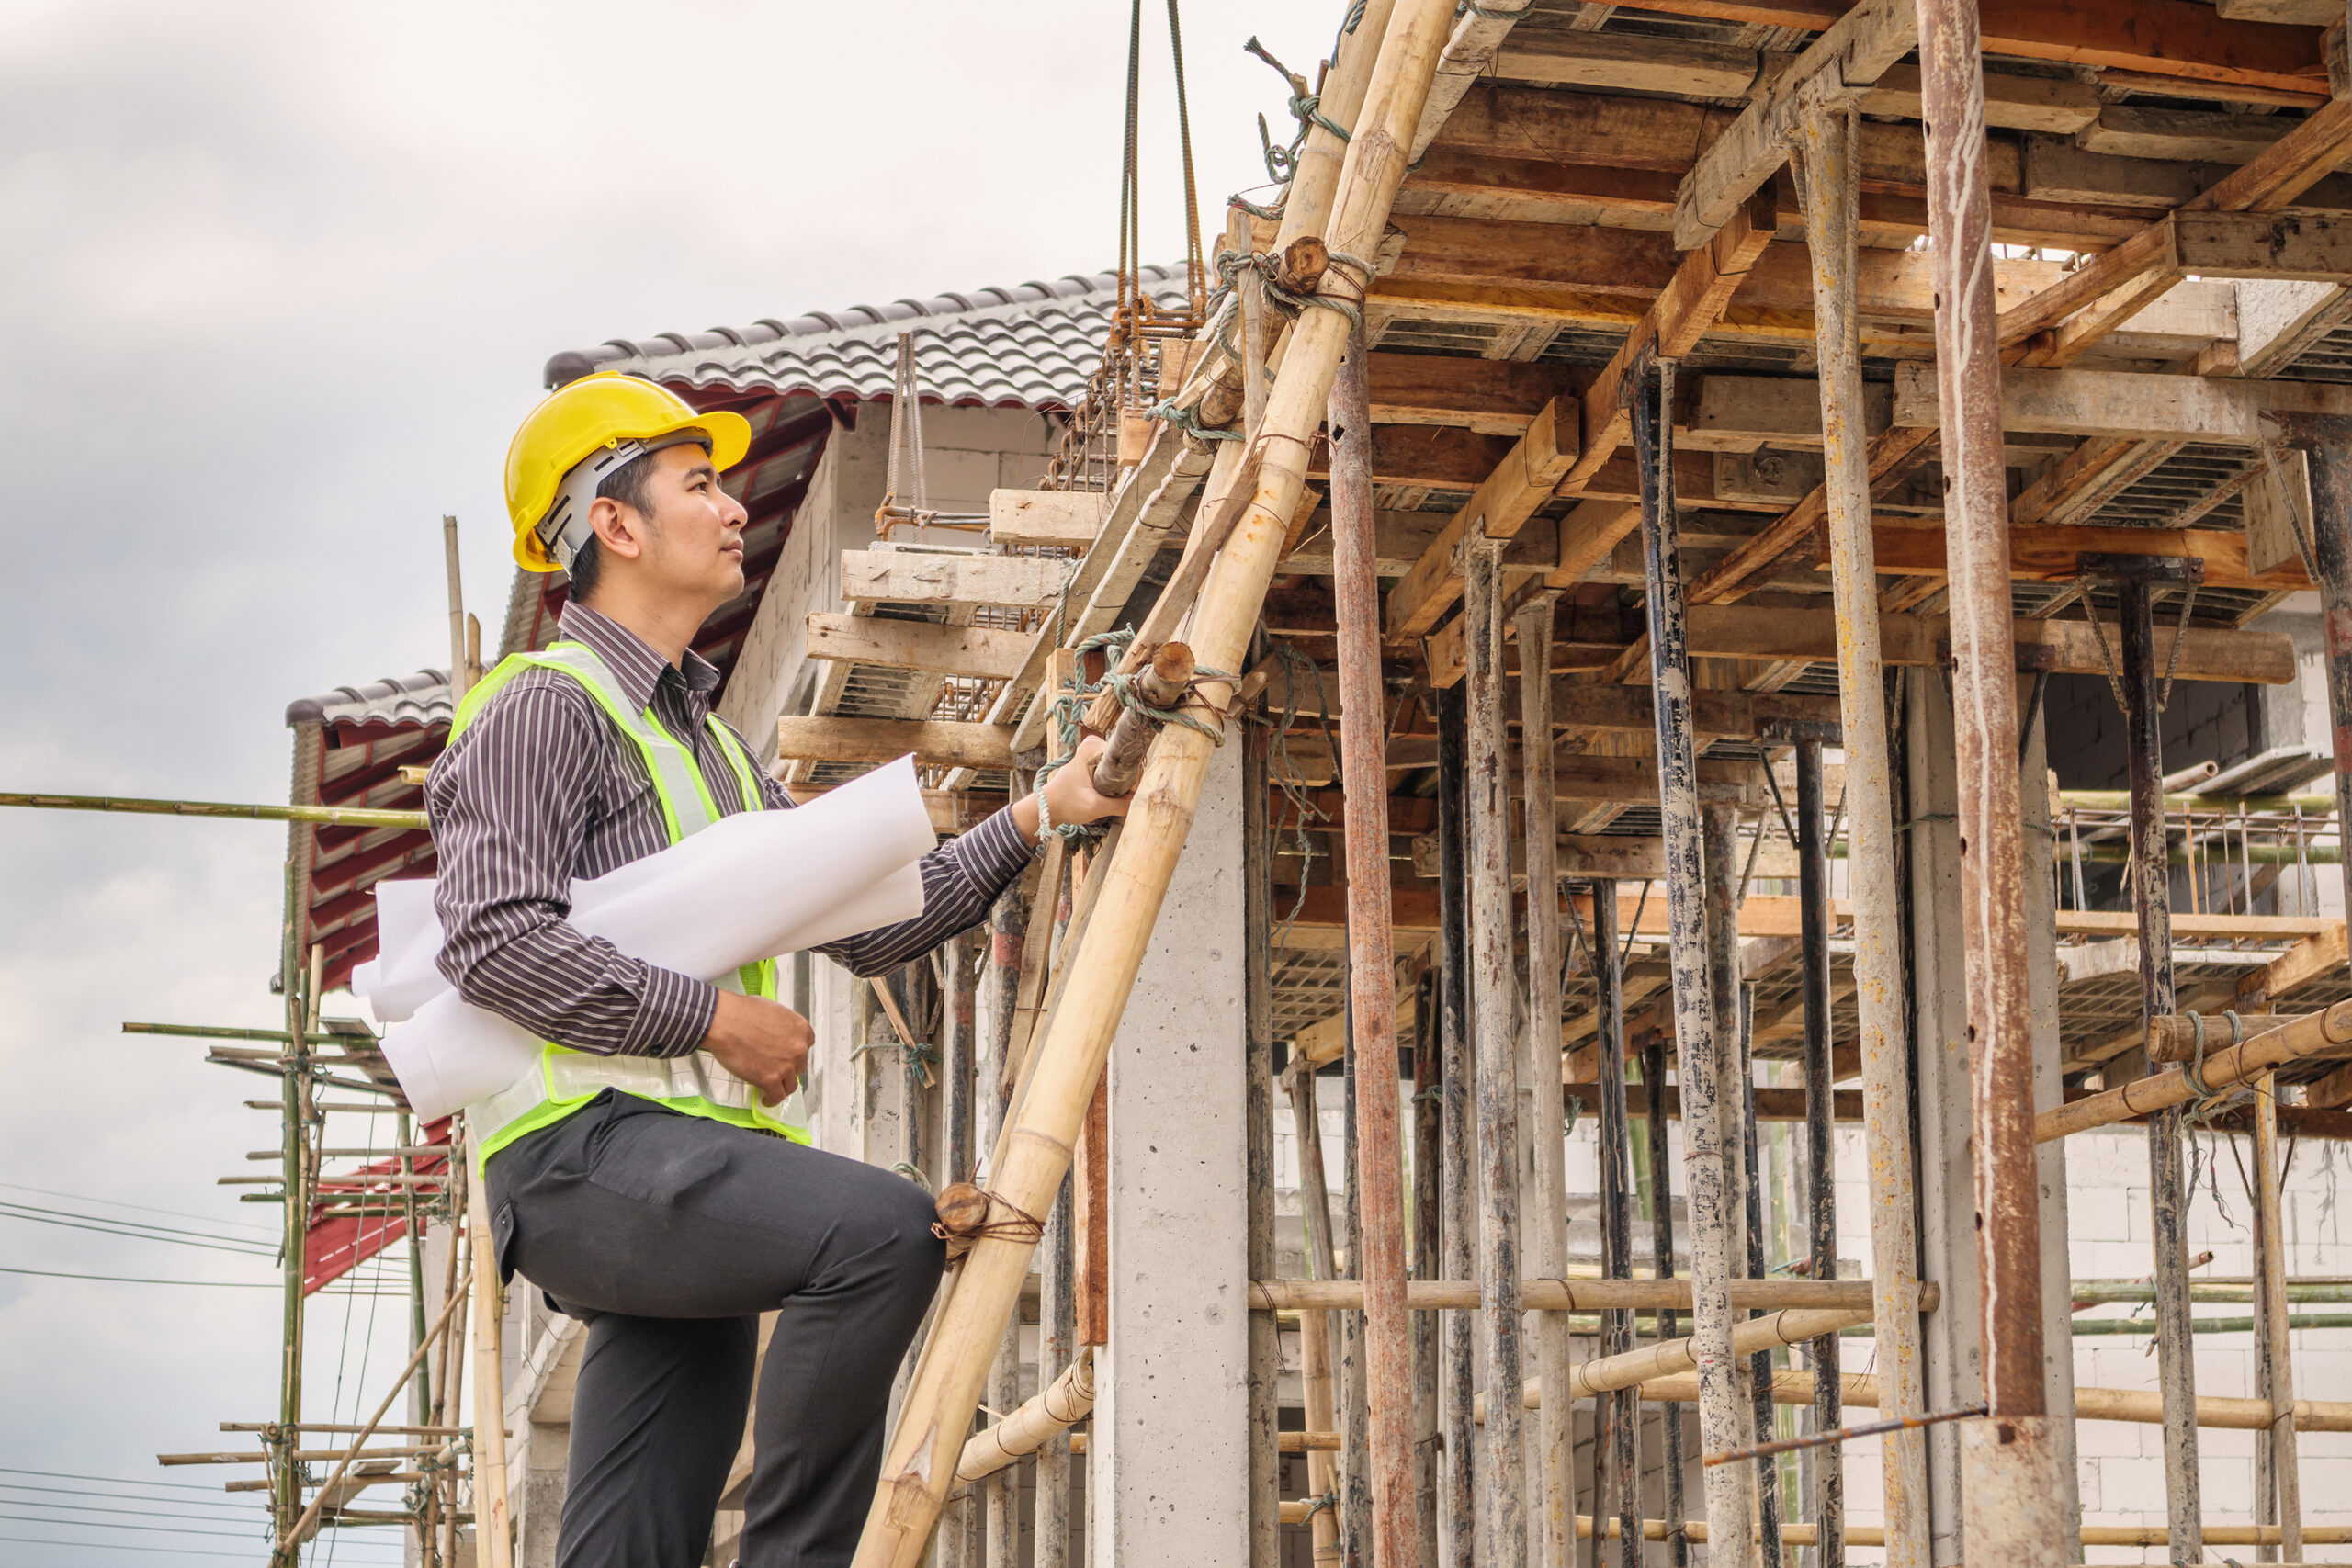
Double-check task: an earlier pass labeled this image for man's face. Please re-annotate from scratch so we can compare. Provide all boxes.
[612,442,750,608]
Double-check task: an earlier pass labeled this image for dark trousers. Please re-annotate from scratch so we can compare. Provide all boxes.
[484,1091,944,1568]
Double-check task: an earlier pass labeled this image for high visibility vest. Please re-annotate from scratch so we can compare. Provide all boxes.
[446,640,811,1162]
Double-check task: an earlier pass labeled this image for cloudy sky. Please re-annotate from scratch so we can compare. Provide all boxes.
[0,2,1338,1560]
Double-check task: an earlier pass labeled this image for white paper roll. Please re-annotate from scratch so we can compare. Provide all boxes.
[375,756,938,1121]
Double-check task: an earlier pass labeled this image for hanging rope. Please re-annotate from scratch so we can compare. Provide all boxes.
[1115,0,1206,352]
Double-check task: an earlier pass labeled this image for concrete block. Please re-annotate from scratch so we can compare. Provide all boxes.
[2068,1185,2131,1243]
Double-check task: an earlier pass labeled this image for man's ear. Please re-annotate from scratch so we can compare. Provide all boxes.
[588,495,647,562]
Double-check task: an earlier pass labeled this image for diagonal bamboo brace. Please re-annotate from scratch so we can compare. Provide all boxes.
[846,4,1460,1562]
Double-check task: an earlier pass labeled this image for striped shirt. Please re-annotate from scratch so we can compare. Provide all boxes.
[425,603,1035,1058]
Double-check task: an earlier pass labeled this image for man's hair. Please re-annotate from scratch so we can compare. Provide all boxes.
[564,451,662,602]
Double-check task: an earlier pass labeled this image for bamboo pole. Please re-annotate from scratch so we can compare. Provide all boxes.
[2254,1070,2305,1562]
[1788,90,1929,1568]
[1329,312,1416,1568]
[289,1272,472,1542]
[1249,1280,1914,1313]
[1292,1063,1346,1568]
[1792,738,1843,1568]
[2036,1002,2352,1139]
[956,1350,1095,1483]
[1272,1512,2352,1550]
[1476,1308,1875,1416]
[852,7,1458,1553]
[1465,535,1529,1568]
[267,896,310,1568]
[0,791,429,830]
[462,1122,514,1568]
[1035,1168,1075,1568]
[1631,357,1755,1566]
[1644,1365,2352,1435]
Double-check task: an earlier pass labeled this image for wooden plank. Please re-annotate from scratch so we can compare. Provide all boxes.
[773,716,1015,772]
[1683,374,1892,452]
[1384,395,1583,639]
[1366,353,1582,434]
[2214,0,2340,21]
[780,784,1012,837]
[1894,361,2352,445]
[1858,62,2100,134]
[2237,922,2350,1008]
[803,613,1031,682]
[1492,28,1760,98]
[1869,518,2313,592]
[839,549,1073,609]
[1546,682,1844,743]
[2078,105,2292,164]
[1280,509,1448,578]
[2171,210,2352,283]
[1672,0,1919,247]
[989,489,1101,549]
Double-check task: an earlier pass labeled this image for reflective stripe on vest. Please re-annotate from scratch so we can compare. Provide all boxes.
[447,640,807,1159]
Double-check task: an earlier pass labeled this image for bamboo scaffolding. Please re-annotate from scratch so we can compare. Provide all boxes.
[2038,1003,2352,1139]
[1641,1367,2352,1435]
[288,1270,472,1543]
[2254,1069,2306,1562]
[1289,1060,1345,1568]
[0,790,429,830]
[1243,723,1280,1568]
[956,1349,1094,1483]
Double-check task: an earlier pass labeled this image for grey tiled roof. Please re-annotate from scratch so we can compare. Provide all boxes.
[284,669,453,729]
[542,264,1194,412]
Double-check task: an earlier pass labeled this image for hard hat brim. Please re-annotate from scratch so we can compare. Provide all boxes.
[512,408,754,572]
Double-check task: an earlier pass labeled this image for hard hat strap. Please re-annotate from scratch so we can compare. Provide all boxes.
[536,430,713,570]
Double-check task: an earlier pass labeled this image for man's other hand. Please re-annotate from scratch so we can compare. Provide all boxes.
[702,990,814,1106]
[1013,733,1134,844]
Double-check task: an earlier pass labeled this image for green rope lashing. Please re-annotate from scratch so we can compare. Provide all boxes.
[1032,627,1236,843]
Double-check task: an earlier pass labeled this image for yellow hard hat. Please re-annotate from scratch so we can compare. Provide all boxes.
[503,372,752,572]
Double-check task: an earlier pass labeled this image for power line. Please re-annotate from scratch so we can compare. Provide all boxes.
[0,1535,395,1562]
[0,1482,261,1515]
[1,1498,274,1529]
[0,1265,286,1287]
[0,1179,277,1234]
[0,1466,250,1494]
[0,1203,278,1257]
[0,1509,270,1540]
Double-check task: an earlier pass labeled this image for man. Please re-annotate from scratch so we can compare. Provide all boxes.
[428,371,1126,1568]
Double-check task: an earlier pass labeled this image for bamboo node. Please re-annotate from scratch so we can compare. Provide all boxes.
[931,1181,1046,1265]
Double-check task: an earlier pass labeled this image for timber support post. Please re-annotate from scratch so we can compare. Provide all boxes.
[1331,313,1418,1568]
[1917,0,2069,1557]
[1633,355,1756,1566]
[1794,737,1845,1568]
[2111,559,2208,1563]
[1466,532,1530,1568]
[1789,87,1929,1568]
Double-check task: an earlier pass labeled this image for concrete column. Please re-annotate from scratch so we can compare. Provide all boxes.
[1905,671,2081,1560]
[1090,737,1250,1566]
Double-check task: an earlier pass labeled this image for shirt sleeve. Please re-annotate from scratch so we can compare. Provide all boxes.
[426,676,718,1058]
[818,805,1038,978]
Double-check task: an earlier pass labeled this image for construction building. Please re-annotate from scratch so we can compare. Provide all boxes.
[77,0,2352,1563]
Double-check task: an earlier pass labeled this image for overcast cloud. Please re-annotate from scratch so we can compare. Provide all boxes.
[0,4,1331,1560]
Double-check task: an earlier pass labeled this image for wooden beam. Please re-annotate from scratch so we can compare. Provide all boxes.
[1623,0,2330,97]
[2170,209,2352,283]
[1384,395,1582,639]
[839,549,1072,609]
[2236,922,2350,1008]
[1493,29,1761,98]
[2078,104,2294,165]
[1896,361,2352,445]
[989,490,1101,550]
[1859,62,2101,134]
[1870,518,2312,592]
[1673,0,1918,247]
[772,716,1014,773]
[1367,353,1583,434]
[1425,602,2299,687]
[803,613,1031,682]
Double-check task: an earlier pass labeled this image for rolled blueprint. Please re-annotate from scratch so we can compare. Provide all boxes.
[372,755,936,1121]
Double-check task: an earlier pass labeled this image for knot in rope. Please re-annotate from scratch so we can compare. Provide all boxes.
[931,1181,1046,1266]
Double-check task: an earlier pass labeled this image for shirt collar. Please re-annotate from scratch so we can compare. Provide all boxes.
[556,603,723,712]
